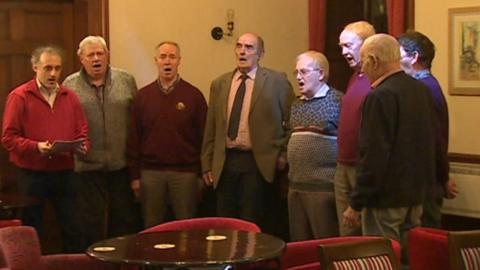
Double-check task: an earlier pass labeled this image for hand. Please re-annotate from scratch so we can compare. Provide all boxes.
[276,154,287,171]
[37,141,52,155]
[197,177,205,200]
[74,142,88,155]
[202,171,213,186]
[445,178,459,199]
[343,206,362,228]
[130,179,140,198]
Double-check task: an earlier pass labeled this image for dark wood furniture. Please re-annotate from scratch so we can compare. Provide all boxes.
[448,230,480,270]
[0,193,39,219]
[87,229,285,269]
[317,238,399,270]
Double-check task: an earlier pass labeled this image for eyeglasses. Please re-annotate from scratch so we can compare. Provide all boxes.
[293,68,320,77]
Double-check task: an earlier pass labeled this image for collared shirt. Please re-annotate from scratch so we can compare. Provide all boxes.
[91,84,105,103]
[300,83,330,100]
[80,69,106,103]
[226,67,257,150]
[371,68,403,88]
[36,79,59,108]
[413,69,431,80]
[157,75,181,95]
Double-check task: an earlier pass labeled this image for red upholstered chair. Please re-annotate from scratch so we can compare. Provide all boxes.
[448,230,480,270]
[408,227,452,270]
[0,219,21,228]
[141,217,261,233]
[280,236,401,270]
[317,238,399,270]
[0,226,119,270]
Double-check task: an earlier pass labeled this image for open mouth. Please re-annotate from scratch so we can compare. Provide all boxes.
[93,63,102,69]
[164,67,172,72]
[298,81,305,87]
[239,57,247,63]
[344,55,355,63]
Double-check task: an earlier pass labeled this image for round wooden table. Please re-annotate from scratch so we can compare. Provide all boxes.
[87,229,286,269]
[0,193,39,219]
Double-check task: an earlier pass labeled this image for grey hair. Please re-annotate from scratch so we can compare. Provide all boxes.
[344,21,376,41]
[237,32,265,57]
[77,36,109,56]
[31,46,64,65]
[296,50,330,81]
[155,41,181,56]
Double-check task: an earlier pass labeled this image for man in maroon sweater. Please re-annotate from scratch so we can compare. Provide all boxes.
[334,21,375,236]
[1,46,88,252]
[127,41,207,228]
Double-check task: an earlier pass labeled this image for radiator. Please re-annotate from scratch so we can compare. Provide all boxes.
[442,162,480,218]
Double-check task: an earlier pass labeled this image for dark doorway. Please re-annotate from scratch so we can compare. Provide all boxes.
[324,0,388,92]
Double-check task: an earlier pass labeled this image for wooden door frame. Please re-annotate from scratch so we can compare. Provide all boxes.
[73,0,109,69]
[0,0,109,193]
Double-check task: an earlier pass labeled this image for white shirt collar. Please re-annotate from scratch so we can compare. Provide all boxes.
[234,67,257,81]
[300,83,330,100]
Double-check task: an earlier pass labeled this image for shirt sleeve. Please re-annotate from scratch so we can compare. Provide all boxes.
[350,90,397,211]
[1,93,39,156]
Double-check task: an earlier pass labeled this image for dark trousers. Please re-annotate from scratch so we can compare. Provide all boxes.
[76,169,142,249]
[216,149,265,225]
[421,197,443,228]
[18,169,83,253]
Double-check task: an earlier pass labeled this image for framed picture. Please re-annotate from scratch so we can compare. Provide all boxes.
[449,7,480,95]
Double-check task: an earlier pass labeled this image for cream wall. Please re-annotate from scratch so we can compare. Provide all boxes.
[109,0,479,154]
[109,0,308,100]
[416,0,480,155]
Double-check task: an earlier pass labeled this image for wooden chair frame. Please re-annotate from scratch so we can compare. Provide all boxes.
[448,230,480,270]
[317,238,399,270]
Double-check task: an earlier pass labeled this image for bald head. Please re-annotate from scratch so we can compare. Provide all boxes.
[339,21,375,70]
[361,34,400,62]
[344,21,376,41]
[360,34,401,82]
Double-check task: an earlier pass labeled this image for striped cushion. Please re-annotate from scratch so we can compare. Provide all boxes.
[460,247,480,270]
[332,255,393,270]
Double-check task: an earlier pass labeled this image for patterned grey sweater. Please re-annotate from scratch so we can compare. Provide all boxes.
[63,67,137,172]
[287,87,342,191]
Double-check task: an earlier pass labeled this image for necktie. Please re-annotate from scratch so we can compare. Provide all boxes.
[228,74,248,140]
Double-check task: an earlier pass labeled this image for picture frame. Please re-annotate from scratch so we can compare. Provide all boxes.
[448,6,480,95]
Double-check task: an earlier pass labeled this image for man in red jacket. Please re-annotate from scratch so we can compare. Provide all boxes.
[1,46,89,252]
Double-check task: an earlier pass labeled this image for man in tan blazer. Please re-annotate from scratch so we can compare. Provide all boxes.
[202,32,294,225]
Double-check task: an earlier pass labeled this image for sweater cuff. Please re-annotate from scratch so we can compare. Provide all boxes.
[29,140,39,154]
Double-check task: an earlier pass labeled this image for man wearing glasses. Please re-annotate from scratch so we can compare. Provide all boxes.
[287,51,342,240]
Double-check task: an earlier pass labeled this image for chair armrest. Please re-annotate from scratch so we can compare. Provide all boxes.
[281,239,322,269]
[42,254,120,270]
[408,227,451,270]
[281,236,400,270]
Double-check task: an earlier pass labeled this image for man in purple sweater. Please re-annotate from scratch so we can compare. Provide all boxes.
[398,31,458,228]
[127,41,207,228]
[335,21,375,236]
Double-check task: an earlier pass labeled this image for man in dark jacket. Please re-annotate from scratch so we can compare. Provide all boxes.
[343,34,437,257]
